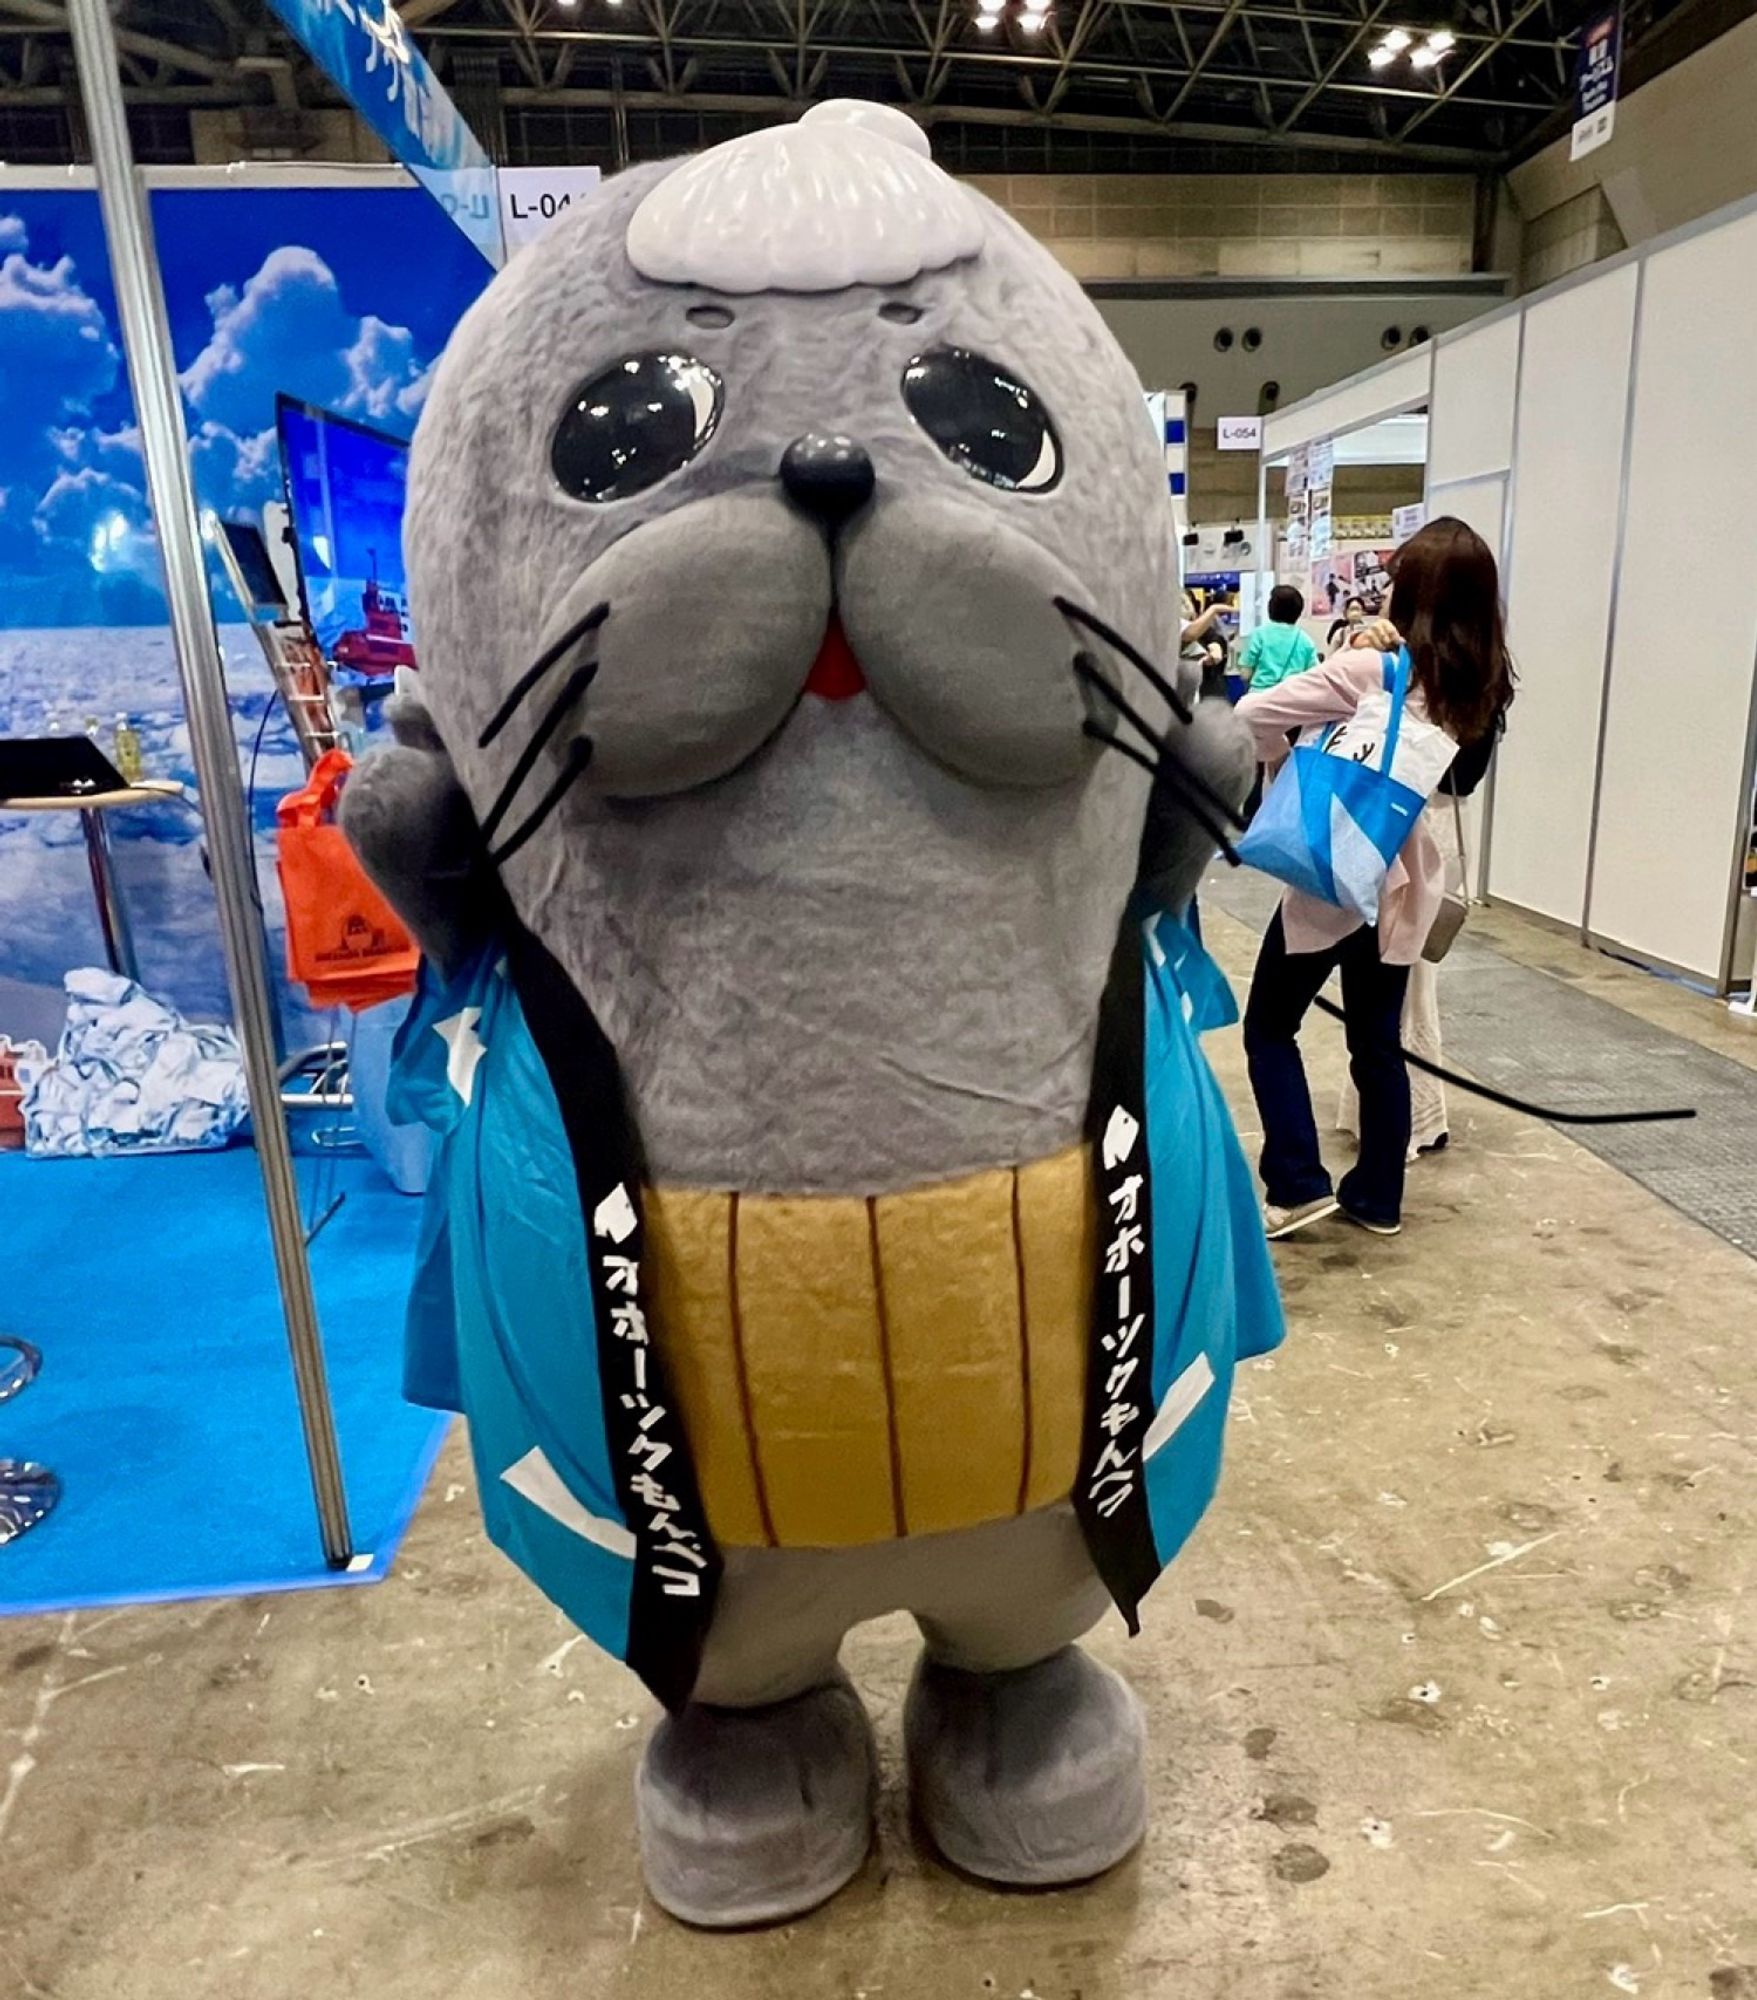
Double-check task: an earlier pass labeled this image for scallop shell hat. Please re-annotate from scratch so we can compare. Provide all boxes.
[624,98,984,295]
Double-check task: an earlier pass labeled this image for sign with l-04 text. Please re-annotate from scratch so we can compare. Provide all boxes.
[1216,415,1264,453]
[262,0,504,267]
[1570,7,1621,161]
[497,167,605,254]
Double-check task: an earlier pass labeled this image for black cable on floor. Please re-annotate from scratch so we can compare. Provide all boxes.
[1310,992,1697,1126]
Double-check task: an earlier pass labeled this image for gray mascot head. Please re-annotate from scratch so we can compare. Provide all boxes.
[369,97,1243,1197]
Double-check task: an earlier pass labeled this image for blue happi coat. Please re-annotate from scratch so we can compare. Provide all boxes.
[391,911,1283,1705]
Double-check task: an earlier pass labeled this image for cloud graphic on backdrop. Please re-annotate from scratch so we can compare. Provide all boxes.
[0,221,164,624]
[0,213,445,626]
[179,244,434,520]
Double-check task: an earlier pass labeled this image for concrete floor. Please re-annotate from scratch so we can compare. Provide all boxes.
[5,901,1757,2000]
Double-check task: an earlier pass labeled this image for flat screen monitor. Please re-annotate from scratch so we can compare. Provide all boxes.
[216,518,288,618]
[276,395,418,680]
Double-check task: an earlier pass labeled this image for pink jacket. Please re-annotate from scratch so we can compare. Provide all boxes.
[1234,649,1445,967]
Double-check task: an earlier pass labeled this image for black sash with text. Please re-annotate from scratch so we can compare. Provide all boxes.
[504,922,720,1713]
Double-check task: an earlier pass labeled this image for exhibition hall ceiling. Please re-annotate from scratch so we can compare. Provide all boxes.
[0,0,1726,172]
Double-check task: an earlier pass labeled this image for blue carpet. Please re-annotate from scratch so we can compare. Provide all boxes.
[0,1141,447,1615]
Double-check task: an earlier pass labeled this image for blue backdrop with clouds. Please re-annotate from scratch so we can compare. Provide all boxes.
[0,182,490,1022]
[0,184,489,629]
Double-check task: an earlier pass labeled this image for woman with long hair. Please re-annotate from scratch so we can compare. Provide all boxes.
[1235,517,1515,1239]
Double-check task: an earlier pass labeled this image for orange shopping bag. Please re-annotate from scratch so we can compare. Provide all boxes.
[275,748,419,1011]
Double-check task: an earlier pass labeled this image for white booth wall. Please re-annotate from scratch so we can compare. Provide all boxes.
[1257,190,1757,992]
[1589,208,1757,984]
[1493,262,1638,929]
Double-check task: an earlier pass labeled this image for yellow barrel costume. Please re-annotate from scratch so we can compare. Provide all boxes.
[645,1144,1094,1548]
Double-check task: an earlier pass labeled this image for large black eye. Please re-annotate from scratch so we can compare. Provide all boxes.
[901,347,1061,494]
[551,353,723,503]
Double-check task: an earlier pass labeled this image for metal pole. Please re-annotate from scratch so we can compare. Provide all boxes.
[68,0,353,1568]
[79,806,140,981]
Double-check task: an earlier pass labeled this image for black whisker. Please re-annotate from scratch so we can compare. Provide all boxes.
[488,737,594,868]
[1074,653,1168,757]
[1074,657,1247,834]
[478,659,598,848]
[1082,720,1157,778]
[1055,597,1193,726]
[478,601,610,749]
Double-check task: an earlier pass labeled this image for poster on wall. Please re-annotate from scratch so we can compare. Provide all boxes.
[1309,482,1334,559]
[1309,548,1398,622]
[1283,491,1309,565]
[1284,446,1309,500]
[0,184,491,1025]
[1392,502,1426,546]
[1570,8,1622,161]
[1308,554,1354,620]
[1352,547,1397,609]
[1306,437,1335,559]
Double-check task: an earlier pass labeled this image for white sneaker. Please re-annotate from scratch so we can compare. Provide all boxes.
[1263,1195,1339,1240]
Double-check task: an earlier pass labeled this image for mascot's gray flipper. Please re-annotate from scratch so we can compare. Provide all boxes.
[339,692,497,977]
[1134,692,1257,917]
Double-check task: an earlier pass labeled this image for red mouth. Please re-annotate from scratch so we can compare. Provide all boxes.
[804,615,867,701]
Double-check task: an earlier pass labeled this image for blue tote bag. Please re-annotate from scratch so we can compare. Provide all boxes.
[1236,648,1453,924]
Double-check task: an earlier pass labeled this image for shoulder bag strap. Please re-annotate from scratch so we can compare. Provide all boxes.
[1451,786,1470,899]
[1377,646,1411,775]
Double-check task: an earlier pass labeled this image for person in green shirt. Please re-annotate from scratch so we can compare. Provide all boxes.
[1238,585,1319,690]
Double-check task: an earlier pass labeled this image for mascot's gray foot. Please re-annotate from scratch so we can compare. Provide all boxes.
[905,1647,1147,1887]
[635,1676,876,1929]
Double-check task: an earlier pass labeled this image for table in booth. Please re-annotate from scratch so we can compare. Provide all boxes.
[0,739,187,983]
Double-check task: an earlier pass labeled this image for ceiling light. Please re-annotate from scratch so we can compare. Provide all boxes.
[974,8,999,24]
[1425,27,1456,51]
[1019,7,1048,30]
[1381,27,1412,50]
[1368,42,1398,67]
[1410,44,1440,67]
[977,0,1005,13]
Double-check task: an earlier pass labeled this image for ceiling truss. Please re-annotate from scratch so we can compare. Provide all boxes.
[0,0,1696,172]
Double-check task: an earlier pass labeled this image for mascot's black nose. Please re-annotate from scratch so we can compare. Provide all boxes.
[780,434,875,526]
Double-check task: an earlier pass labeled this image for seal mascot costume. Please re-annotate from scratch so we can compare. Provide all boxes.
[344,97,1284,1927]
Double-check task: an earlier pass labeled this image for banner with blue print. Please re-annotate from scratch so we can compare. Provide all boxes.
[1570,7,1621,161]
[262,0,503,266]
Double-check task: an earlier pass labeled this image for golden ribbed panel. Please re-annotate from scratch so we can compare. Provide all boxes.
[732,1194,900,1547]
[873,1168,1029,1537]
[642,1187,773,1548]
[641,1144,1093,1550]
[1015,1146,1095,1511]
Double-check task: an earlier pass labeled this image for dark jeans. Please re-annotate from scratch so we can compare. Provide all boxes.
[1243,911,1412,1227]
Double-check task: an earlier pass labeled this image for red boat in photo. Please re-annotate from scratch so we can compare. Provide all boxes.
[331,555,417,676]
